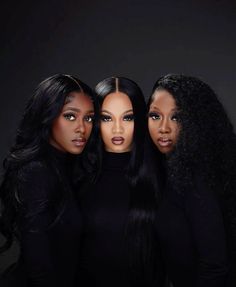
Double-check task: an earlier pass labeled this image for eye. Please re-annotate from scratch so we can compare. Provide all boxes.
[101,114,112,122]
[63,113,76,121]
[84,114,94,123]
[171,113,180,122]
[148,112,160,120]
[123,114,134,121]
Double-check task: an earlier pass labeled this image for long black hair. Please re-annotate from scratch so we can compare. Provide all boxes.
[147,74,236,285]
[0,74,97,252]
[94,77,161,286]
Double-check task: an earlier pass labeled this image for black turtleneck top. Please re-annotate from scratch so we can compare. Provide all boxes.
[7,145,82,287]
[79,151,131,287]
[155,167,228,287]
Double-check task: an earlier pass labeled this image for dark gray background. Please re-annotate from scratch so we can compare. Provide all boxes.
[0,0,235,270]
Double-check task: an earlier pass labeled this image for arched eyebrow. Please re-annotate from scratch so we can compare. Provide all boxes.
[123,109,133,114]
[101,109,133,115]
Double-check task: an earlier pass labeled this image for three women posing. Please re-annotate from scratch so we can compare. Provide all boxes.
[1,74,235,287]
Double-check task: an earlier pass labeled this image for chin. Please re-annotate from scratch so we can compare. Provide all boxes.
[69,148,84,155]
[108,146,129,153]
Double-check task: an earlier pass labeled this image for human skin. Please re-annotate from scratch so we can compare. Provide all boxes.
[148,89,180,154]
[100,92,134,153]
[50,91,94,154]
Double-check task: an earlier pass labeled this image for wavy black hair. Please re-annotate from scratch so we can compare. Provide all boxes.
[94,77,162,286]
[147,74,236,285]
[0,74,97,252]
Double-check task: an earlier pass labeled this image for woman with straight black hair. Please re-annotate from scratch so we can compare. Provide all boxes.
[146,74,236,287]
[78,76,165,287]
[0,74,97,286]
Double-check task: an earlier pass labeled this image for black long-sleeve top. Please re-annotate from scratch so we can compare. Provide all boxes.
[155,170,228,287]
[6,145,82,287]
[79,150,228,287]
[78,152,131,287]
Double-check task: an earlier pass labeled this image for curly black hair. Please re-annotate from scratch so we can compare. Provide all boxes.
[148,74,236,285]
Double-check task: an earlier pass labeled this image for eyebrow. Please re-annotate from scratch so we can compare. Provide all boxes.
[63,107,94,113]
[101,109,133,115]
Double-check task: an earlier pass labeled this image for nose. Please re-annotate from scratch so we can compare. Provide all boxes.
[112,120,124,134]
[158,118,171,133]
[75,118,85,134]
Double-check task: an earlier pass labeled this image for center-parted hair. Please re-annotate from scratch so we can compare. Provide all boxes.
[147,74,236,285]
[0,74,97,252]
[94,77,162,286]
[95,76,146,181]
[149,74,236,195]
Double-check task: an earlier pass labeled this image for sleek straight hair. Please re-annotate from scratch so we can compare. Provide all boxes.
[94,77,162,286]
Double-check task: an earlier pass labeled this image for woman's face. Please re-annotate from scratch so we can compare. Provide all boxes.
[50,91,94,154]
[100,92,134,153]
[148,89,180,154]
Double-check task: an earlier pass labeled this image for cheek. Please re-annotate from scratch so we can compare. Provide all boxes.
[126,123,134,138]
[148,121,155,138]
[100,124,110,142]
[51,118,64,137]
[85,123,93,135]
[173,125,180,141]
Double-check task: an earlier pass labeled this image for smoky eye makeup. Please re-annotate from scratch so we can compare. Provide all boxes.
[100,114,112,122]
[123,113,134,121]
[63,113,76,121]
[148,111,160,120]
[171,112,181,122]
[84,114,94,122]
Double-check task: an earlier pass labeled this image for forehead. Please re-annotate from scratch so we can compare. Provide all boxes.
[101,92,132,112]
[64,91,93,109]
[150,90,177,110]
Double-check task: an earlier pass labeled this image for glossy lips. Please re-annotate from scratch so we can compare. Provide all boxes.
[158,137,172,147]
[111,137,124,145]
[72,137,86,147]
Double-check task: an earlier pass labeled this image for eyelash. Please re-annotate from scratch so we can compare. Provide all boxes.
[63,113,76,121]
[171,114,179,121]
[100,115,111,122]
[148,112,180,122]
[84,115,94,123]
[123,114,134,121]
[63,113,94,122]
[148,112,160,120]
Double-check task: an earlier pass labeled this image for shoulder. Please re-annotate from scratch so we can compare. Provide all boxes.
[17,160,57,202]
[18,160,49,176]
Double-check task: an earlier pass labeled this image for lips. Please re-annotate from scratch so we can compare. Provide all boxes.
[72,138,86,147]
[158,137,172,147]
[111,137,124,145]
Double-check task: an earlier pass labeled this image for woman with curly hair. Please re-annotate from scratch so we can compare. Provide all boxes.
[0,74,97,286]
[147,74,236,287]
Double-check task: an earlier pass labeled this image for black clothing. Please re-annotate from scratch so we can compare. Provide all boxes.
[3,145,82,287]
[155,171,228,287]
[79,152,130,287]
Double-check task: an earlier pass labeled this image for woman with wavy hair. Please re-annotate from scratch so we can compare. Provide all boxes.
[147,74,236,287]
[78,76,165,287]
[0,74,97,286]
